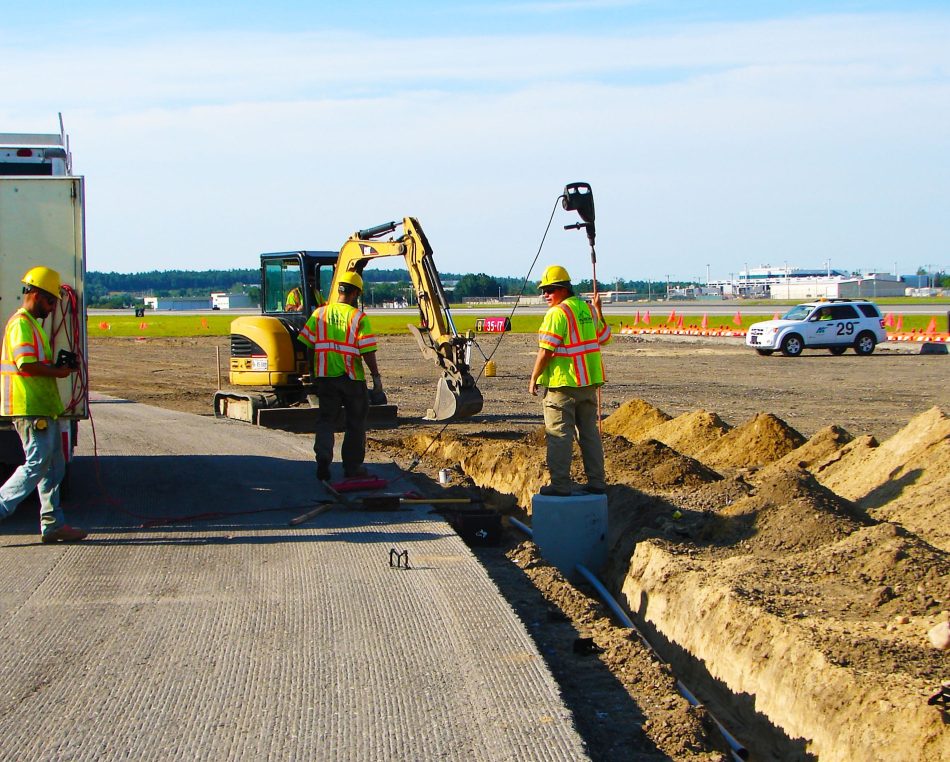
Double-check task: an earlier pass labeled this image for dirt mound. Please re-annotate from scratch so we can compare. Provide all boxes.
[642,409,731,459]
[601,435,722,493]
[813,407,950,552]
[698,412,805,468]
[602,399,671,440]
[767,424,854,472]
[718,467,870,552]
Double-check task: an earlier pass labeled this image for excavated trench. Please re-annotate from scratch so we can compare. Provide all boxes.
[376,402,950,761]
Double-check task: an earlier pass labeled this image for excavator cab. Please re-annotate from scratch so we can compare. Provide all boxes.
[214,251,337,421]
[260,251,335,325]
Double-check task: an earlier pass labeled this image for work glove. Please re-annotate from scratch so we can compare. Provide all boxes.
[368,374,387,405]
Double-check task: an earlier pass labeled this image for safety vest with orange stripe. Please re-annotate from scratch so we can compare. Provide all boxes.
[297,302,377,381]
[1,309,64,417]
[537,296,611,388]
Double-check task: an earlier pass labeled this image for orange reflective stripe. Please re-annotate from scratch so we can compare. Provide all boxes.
[558,303,591,386]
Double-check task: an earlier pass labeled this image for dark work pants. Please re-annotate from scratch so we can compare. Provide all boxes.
[313,376,369,475]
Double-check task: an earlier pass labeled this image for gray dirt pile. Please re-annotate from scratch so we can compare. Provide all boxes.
[600,435,722,493]
[715,467,870,552]
[506,541,727,761]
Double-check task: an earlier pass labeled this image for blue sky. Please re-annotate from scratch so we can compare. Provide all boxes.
[3,1,949,283]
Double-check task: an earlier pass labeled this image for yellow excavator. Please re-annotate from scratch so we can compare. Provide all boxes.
[213,217,483,427]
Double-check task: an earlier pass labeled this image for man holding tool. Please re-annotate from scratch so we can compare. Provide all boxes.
[297,271,384,482]
[528,265,611,497]
[0,267,87,542]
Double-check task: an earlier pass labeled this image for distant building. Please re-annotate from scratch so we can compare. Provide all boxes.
[143,296,212,311]
[211,292,254,309]
[710,267,907,300]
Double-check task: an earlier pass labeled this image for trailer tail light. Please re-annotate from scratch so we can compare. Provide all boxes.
[16,149,33,157]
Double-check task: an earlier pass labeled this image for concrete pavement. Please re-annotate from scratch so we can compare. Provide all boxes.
[0,397,587,760]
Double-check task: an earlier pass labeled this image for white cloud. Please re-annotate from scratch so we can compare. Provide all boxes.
[2,11,948,277]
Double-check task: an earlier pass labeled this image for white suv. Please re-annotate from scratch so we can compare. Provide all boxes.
[746,299,887,357]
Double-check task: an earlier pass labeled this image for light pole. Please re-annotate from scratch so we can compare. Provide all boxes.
[706,264,710,288]
[784,260,790,299]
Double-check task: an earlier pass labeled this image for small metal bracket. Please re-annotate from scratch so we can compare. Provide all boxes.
[389,548,410,570]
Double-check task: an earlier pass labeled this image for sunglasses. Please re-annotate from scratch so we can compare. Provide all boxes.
[541,287,559,295]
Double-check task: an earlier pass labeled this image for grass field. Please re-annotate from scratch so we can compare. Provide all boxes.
[88,310,947,338]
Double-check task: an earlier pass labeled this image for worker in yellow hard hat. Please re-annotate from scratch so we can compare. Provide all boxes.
[529,264,611,497]
[296,270,384,482]
[285,286,303,312]
[0,267,87,542]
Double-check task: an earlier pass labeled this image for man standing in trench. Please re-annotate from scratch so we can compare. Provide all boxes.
[528,265,611,497]
[0,266,87,542]
[297,271,384,482]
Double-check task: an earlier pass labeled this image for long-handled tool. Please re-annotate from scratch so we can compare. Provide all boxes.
[289,501,334,526]
[562,181,604,432]
[361,494,472,511]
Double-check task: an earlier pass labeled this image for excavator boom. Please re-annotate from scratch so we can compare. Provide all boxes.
[331,217,483,421]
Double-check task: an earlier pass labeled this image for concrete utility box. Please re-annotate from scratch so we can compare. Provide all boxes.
[531,493,608,580]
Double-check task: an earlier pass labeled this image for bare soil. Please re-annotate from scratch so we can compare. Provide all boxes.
[87,333,950,761]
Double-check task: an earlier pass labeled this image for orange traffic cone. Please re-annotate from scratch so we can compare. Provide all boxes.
[925,317,937,334]
[667,309,676,323]
[701,314,708,329]
[896,314,904,332]
[883,312,894,327]
[635,310,641,325]
[643,310,651,325]
[677,315,684,329]
[732,310,743,326]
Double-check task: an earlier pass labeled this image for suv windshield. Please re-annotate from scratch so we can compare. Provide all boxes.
[782,305,813,320]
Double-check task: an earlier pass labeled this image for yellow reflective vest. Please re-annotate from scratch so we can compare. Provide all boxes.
[297,302,377,381]
[1,309,64,417]
[537,296,611,388]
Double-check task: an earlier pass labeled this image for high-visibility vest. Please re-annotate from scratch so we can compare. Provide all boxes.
[537,296,611,388]
[297,302,377,381]
[285,288,302,311]
[1,309,64,417]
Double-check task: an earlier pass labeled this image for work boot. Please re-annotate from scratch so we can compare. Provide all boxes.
[317,462,331,482]
[344,465,370,479]
[42,524,88,543]
[539,485,571,497]
[581,484,607,495]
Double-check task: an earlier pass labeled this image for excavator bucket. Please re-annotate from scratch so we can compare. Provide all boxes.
[426,376,483,421]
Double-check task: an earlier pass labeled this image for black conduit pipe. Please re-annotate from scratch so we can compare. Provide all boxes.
[508,516,748,761]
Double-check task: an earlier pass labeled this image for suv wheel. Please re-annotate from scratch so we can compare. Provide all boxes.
[780,334,804,357]
[854,331,877,356]
[829,346,847,356]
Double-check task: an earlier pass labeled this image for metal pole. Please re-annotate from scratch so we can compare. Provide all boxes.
[215,345,222,390]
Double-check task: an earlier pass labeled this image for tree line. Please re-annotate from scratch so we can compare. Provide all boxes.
[86,268,687,308]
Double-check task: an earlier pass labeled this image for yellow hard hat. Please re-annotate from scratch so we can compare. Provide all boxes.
[338,271,364,291]
[538,265,571,289]
[22,266,62,299]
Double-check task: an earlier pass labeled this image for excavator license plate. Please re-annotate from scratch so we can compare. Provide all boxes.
[475,317,510,333]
